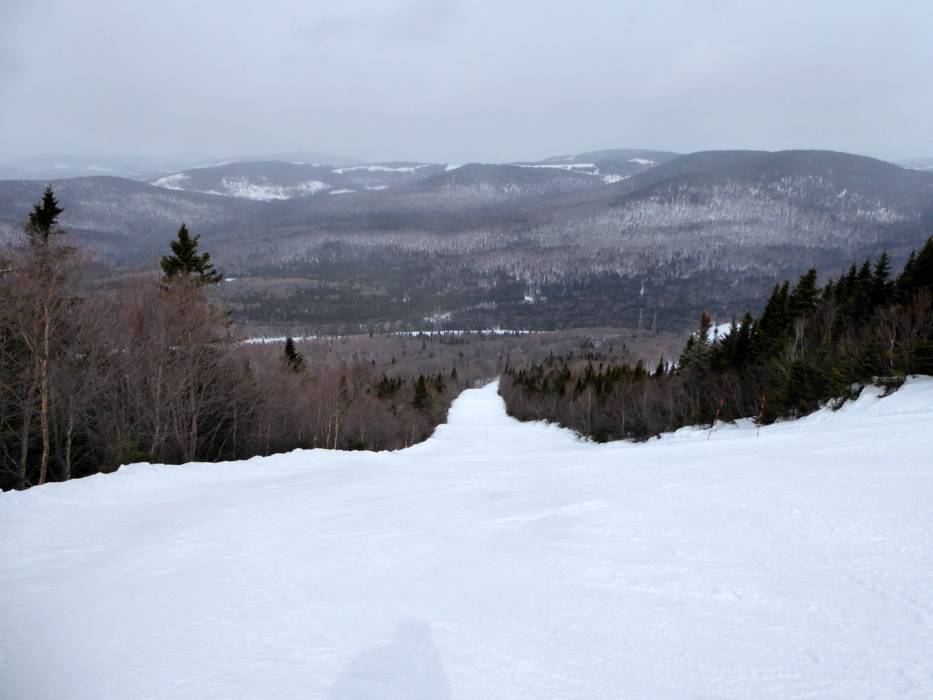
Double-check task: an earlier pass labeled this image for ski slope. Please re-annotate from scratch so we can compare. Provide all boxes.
[2,379,933,699]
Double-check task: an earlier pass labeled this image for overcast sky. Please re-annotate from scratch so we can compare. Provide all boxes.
[1,0,930,164]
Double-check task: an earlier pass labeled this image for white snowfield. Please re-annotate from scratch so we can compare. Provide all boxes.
[2,379,933,699]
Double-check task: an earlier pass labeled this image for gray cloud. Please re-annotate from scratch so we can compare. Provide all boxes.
[305,0,457,45]
[0,0,930,164]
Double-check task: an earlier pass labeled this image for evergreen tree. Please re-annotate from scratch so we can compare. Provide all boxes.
[896,236,933,299]
[871,252,892,306]
[160,224,222,284]
[26,186,64,244]
[654,356,666,377]
[678,312,714,370]
[788,268,819,319]
[734,312,754,366]
[412,375,431,411]
[283,337,304,372]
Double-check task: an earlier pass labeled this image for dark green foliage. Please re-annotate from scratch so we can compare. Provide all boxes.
[283,337,304,371]
[654,357,666,377]
[871,252,892,306]
[375,374,403,398]
[160,224,222,284]
[412,375,431,411]
[896,236,933,299]
[503,243,933,442]
[26,186,64,243]
[788,268,819,319]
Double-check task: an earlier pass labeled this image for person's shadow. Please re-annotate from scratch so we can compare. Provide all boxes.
[328,617,451,699]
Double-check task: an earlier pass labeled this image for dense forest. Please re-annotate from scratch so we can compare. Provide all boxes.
[502,237,933,441]
[0,189,463,490]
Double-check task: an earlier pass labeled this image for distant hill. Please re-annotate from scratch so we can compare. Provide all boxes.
[143,150,676,203]
[0,150,365,182]
[149,161,450,201]
[900,157,933,172]
[1,148,931,331]
[0,154,209,181]
[0,176,264,262]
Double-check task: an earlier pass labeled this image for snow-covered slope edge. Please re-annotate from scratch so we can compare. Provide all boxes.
[2,378,932,699]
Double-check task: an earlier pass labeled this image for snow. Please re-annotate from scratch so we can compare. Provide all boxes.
[150,174,329,200]
[515,162,598,172]
[242,330,534,344]
[602,173,628,184]
[334,164,433,174]
[218,177,329,201]
[395,328,533,337]
[3,378,933,699]
[241,335,319,344]
[628,157,655,165]
[329,189,356,195]
[711,320,733,338]
[151,172,191,189]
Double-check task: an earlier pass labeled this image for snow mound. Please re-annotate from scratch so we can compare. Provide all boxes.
[2,379,933,699]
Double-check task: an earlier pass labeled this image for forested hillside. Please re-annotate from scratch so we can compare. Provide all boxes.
[0,190,463,490]
[502,237,933,440]
[4,150,930,332]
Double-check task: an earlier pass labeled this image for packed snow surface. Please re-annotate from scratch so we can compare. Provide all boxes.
[3,379,933,699]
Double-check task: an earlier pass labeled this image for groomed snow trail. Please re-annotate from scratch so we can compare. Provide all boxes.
[2,380,933,699]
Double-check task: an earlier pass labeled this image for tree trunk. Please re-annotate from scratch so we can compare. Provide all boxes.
[17,382,36,490]
[38,291,51,485]
[150,337,165,459]
[63,398,74,481]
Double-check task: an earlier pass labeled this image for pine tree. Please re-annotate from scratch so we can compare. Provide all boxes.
[733,312,754,367]
[283,337,304,372]
[654,356,666,377]
[678,312,714,370]
[160,224,222,284]
[788,268,819,319]
[26,186,64,244]
[896,236,933,299]
[871,252,892,307]
[412,375,431,411]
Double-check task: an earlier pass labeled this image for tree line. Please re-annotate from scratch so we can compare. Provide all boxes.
[501,238,933,441]
[1,188,460,490]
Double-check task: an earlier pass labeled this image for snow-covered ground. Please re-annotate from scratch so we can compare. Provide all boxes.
[2,379,933,699]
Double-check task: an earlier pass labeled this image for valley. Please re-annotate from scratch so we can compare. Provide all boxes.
[4,148,930,333]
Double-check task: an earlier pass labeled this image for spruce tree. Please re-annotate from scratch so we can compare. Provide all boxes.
[734,312,754,367]
[788,269,818,319]
[160,224,222,284]
[871,252,892,307]
[283,337,304,372]
[896,236,933,299]
[26,186,64,244]
[412,375,431,411]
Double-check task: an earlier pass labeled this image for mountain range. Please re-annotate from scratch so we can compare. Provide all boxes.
[1,148,931,333]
